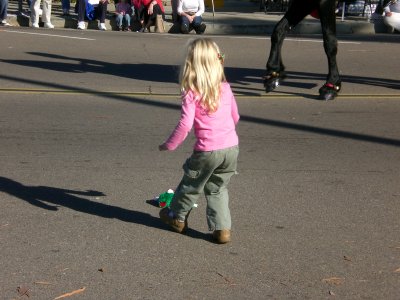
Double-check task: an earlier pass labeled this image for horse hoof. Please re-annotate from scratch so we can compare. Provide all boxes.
[263,71,286,93]
[265,77,281,92]
[318,82,341,101]
[319,90,337,101]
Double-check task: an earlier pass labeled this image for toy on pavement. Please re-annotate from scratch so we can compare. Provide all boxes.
[155,189,174,208]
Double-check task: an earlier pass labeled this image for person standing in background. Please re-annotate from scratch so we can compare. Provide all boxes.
[0,0,12,26]
[31,0,54,28]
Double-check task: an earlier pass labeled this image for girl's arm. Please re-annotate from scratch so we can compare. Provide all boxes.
[160,93,196,151]
[231,95,240,125]
[225,83,239,124]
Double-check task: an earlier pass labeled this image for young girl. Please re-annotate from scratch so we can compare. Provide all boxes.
[115,0,132,31]
[159,38,240,244]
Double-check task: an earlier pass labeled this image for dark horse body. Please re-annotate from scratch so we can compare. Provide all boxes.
[264,0,341,100]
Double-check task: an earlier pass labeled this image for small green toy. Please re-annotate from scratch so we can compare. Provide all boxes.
[156,189,174,208]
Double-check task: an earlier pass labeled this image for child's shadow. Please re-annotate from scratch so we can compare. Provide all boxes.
[0,177,210,241]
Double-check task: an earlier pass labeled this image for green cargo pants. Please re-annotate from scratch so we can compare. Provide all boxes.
[170,145,239,231]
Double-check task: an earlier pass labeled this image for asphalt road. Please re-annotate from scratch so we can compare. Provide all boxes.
[0,28,400,299]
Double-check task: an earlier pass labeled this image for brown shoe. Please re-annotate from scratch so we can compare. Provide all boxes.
[159,208,188,233]
[212,230,231,244]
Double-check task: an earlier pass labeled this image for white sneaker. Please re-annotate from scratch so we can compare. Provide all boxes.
[44,22,54,28]
[77,21,85,30]
[99,23,106,31]
[0,20,12,26]
[32,23,39,28]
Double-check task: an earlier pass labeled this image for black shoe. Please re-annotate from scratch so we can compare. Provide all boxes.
[181,24,189,34]
[195,23,206,34]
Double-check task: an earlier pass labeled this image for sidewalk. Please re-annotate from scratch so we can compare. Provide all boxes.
[4,0,387,35]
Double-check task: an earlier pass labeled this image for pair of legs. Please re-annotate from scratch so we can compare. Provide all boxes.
[0,0,8,21]
[138,4,164,30]
[169,146,239,231]
[180,15,205,34]
[61,0,70,14]
[77,0,107,23]
[265,0,341,100]
[31,0,52,26]
[116,14,131,29]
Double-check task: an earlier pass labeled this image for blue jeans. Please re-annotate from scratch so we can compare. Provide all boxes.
[61,0,70,10]
[0,0,8,20]
[181,15,203,32]
[116,13,131,27]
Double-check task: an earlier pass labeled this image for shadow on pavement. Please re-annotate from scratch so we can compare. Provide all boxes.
[2,52,400,96]
[1,73,400,148]
[10,52,181,83]
[0,176,210,241]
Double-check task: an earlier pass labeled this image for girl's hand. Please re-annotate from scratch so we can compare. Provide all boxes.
[159,143,168,151]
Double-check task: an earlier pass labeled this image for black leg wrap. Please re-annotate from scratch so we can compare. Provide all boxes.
[263,71,287,93]
[318,81,341,101]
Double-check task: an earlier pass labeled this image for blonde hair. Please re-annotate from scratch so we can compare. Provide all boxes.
[180,38,226,113]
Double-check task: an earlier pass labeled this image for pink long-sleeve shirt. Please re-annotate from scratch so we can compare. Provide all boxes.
[164,82,239,151]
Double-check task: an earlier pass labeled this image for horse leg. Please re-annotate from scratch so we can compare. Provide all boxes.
[264,17,290,92]
[318,0,341,100]
[264,0,316,93]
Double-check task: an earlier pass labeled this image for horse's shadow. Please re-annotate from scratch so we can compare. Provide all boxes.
[1,51,399,99]
[0,177,210,241]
